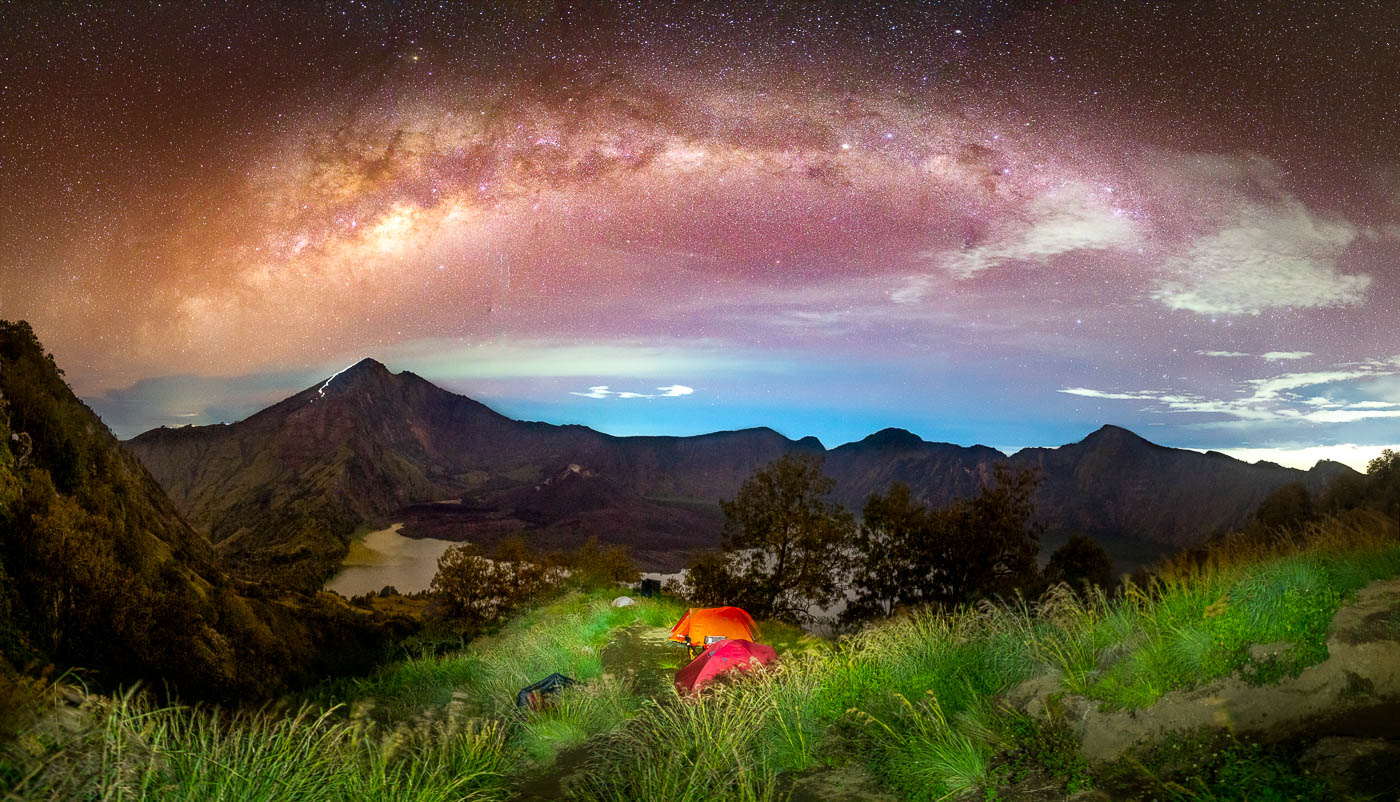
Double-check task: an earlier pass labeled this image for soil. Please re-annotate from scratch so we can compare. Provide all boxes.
[599,624,687,695]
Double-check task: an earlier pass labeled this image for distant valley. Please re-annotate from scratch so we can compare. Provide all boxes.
[125,359,1354,588]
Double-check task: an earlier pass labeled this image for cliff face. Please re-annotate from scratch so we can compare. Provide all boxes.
[0,322,408,699]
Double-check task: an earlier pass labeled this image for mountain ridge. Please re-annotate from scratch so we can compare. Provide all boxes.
[0,323,410,699]
[125,361,1355,587]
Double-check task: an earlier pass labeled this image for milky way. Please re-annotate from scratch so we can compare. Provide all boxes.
[3,1,1399,466]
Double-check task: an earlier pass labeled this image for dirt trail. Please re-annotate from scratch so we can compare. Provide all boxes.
[600,623,687,694]
[511,624,683,800]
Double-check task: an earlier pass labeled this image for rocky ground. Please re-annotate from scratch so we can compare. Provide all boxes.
[1008,576,1400,799]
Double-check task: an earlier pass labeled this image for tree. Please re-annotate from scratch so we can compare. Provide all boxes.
[719,453,855,622]
[845,465,1044,622]
[1251,482,1315,535]
[1318,470,1370,513]
[1044,534,1114,592]
[492,536,555,606]
[1369,449,1400,535]
[845,482,930,621]
[430,543,507,632]
[674,549,749,608]
[937,464,1043,604]
[564,536,641,586]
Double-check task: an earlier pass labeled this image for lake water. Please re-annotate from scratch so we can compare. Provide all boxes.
[323,523,458,597]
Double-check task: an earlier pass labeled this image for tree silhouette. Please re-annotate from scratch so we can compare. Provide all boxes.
[845,466,1043,622]
[1044,534,1114,592]
[719,453,854,622]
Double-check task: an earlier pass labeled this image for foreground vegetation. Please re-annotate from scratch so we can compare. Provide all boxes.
[6,508,1399,800]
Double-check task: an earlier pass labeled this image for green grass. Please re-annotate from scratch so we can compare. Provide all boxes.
[6,686,511,801]
[565,514,1400,799]
[333,588,687,722]
[7,513,1399,801]
[1098,728,1330,801]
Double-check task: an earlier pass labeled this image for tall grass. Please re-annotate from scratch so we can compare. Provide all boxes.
[341,589,686,722]
[574,688,789,802]
[8,514,1398,801]
[568,514,1400,798]
[6,686,510,801]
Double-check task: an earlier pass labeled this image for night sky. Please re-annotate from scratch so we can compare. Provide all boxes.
[4,1,1399,468]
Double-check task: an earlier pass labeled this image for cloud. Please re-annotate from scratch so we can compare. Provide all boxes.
[571,384,695,400]
[1059,387,1161,401]
[1196,350,1250,358]
[891,276,933,304]
[1192,443,1400,473]
[1059,359,1400,425]
[83,370,320,439]
[1152,199,1370,315]
[929,184,1138,279]
[570,385,613,399]
[382,338,773,380]
[1261,351,1313,361]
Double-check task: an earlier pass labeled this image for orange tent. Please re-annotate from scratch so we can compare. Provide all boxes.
[668,606,759,652]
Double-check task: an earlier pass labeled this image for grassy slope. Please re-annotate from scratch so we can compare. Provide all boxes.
[6,512,1399,801]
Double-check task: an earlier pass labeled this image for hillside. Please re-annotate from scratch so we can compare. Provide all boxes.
[9,515,1400,800]
[0,322,409,699]
[127,359,1355,587]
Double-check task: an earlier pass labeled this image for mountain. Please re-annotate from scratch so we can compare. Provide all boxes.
[128,358,815,585]
[1004,425,1347,546]
[126,360,1358,586]
[0,323,409,699]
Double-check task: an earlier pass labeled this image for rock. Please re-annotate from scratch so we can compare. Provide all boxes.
[1300,736,1400,796]
[1075,576,1400,764]
[1006,674,1063,718]
[1247,641,1292,662]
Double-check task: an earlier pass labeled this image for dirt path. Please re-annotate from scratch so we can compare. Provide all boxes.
[511,624,684,800]
[600,623,687,695]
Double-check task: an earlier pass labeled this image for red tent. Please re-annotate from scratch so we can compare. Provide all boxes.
[674,638,777,694]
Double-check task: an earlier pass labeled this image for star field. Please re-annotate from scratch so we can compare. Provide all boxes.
[3,1,1399,466]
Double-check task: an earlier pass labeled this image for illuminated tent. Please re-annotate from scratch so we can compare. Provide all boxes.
[674,638,777,694]
[668,606,759,652]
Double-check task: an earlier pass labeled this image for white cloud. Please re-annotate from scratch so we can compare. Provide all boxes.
[571,383,694,400]
[1059,387,1160,400]
[1244,368,1378,402]
[929,184,1137,279]
[1153,200,1370,315]
[1261,351,1312,361]
[1196,444,1400,473]
[1059,359,1400,425]
[891,276,933,304]
[1196,350,1250,358]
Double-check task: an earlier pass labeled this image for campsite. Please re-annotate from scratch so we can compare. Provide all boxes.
[6,1,1400,799]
